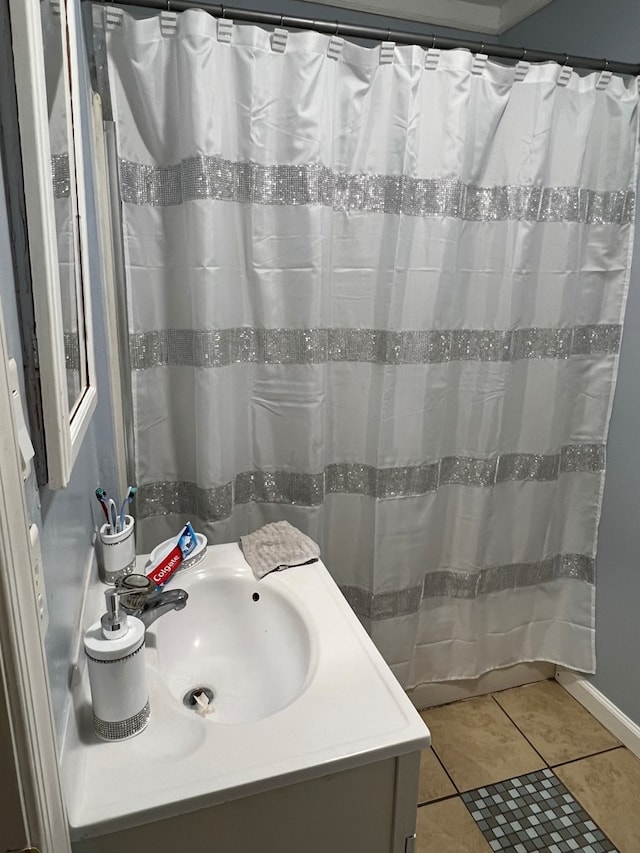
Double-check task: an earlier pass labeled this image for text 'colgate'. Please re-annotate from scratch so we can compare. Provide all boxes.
[146,544,183,587]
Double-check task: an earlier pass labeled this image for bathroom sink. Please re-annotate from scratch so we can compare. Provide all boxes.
[149,562,316,723]
[66,543,430,840]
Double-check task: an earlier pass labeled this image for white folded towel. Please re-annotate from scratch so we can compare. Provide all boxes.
[240,521,321,579]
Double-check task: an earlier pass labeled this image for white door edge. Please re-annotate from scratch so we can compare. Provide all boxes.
[0,296,71,848]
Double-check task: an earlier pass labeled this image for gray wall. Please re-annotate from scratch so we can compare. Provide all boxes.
[0,0,120,748]
[507,0,640,725]
[39,0,123,749]
[124,0,494,41]
[232,0,493,41]
[504,0,640,64]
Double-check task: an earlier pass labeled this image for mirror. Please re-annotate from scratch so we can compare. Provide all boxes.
[10,0,97,488]
[40,0,87,414]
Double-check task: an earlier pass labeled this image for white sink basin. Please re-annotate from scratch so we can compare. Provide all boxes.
[150,564,316,723]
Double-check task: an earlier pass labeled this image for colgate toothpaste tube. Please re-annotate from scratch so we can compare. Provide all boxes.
[146,521,197,587]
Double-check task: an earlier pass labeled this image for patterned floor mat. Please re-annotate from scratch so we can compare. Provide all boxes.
[460,768,618,852]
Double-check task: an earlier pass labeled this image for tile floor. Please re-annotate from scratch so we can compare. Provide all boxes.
[415,679,640,852]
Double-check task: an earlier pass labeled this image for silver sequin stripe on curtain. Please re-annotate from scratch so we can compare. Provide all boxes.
[119,156,635,224]
[129,325,622,369]
[341,553,595,619]
[136,444,605,522]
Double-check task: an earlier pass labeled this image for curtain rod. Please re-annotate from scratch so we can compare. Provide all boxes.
[85,0,640,77]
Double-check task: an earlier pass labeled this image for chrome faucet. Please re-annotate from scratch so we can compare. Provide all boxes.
[116,574,189,629]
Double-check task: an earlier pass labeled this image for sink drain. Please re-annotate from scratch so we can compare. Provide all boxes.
[183,686,214,709]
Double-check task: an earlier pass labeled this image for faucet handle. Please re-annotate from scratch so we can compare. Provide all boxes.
[116,573,156,608]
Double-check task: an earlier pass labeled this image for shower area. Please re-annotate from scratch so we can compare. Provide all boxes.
[89,3,639,695]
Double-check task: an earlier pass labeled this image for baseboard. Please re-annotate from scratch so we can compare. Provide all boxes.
[408,662,555,709]
[555,668,640,760]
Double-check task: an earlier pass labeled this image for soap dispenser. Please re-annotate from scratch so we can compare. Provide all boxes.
[83,588,150,740]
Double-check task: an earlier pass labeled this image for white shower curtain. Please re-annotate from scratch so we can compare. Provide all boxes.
[103,8,638,687]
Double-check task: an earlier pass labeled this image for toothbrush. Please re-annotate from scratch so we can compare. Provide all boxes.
[107,498,118,533]
[118,485,137,532]
[95,488,110,525]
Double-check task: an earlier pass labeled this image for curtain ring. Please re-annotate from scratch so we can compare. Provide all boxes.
[334,20,339,35]
[221,5,225,18]
[480,42,485,53]
[432,35,436,49]
[280,14,284,26]
[521,48,527,61]
[604,59,610,71]
[387,28,391,41]
[564,54,570,66]
[167,0,171,10]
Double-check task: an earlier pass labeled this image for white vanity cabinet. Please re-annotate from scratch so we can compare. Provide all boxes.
[72,752,420,853]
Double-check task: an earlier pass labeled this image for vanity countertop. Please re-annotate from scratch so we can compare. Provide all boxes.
[62,542,430,841]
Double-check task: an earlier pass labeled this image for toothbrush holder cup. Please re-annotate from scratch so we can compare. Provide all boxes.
[98,515,136,584]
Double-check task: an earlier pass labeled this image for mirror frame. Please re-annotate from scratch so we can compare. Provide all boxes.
[9,0,97,489]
